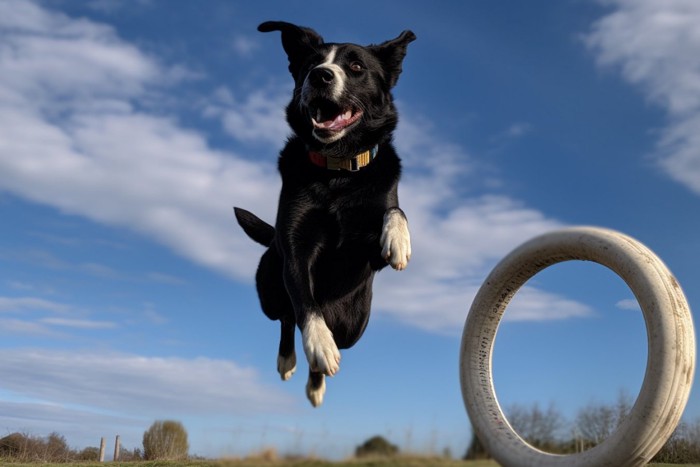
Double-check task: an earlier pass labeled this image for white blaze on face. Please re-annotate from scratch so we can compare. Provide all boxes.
[301,46,346,107]
[315,46,345,101]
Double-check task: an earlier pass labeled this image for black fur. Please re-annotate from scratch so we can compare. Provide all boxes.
[235,21,415,406]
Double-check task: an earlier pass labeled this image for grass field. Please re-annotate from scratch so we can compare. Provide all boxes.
[1,459,698,467]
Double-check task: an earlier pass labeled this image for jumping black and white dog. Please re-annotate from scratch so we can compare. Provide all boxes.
[235,21,415,407]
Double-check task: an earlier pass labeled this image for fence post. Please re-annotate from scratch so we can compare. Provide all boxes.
[113,435,121,461]
[99,437,105,462]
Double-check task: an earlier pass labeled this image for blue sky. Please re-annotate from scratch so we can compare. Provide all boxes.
[0,0,698,459]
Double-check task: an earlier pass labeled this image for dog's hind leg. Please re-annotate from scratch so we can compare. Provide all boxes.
[256,248,297,380]
[277,318,297,381]
[306,370,326,407]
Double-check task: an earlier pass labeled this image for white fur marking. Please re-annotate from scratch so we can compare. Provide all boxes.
[313,128,346,144]
[277,351,297,381]
[312,128,347,144]
[381,209,412,270]
[317,46,345,101]
[306,374,326,407]
[302,314,341,376]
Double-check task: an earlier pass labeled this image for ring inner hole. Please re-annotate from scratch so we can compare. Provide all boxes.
[490,261,646,453]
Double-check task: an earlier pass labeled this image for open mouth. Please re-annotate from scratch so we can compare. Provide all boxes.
[309,100,363,134]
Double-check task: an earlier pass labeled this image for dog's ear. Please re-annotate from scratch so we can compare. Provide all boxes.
[258,21,324,76]
[371,30,417,88]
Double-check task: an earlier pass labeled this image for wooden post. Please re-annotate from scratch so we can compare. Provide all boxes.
[113,435,121,461]
[99,437,106,462]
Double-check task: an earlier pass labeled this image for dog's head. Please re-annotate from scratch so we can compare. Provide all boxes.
[259,21,416,158]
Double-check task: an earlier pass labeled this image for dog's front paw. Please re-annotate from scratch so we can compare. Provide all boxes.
[302,314,341,376]
[381,208,411,270]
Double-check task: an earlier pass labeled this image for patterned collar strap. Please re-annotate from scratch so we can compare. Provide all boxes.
[308,145,379,171]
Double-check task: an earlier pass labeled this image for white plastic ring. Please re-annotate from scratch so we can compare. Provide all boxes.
[460,227,696,467]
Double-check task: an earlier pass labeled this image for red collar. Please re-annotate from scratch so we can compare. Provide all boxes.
[308,145,379,171]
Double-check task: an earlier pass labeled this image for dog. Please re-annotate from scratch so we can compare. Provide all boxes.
[234,21,415,407]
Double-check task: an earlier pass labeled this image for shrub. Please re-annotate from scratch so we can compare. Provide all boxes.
[0,432,30,460]
[118,446,143,461]
[77,446,100,461]
[0,432,73,462]
[142,420,189,460]
[44,432,70,462]
[355,435,399,457]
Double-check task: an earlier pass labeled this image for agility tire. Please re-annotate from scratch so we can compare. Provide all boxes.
[460,226,696,467]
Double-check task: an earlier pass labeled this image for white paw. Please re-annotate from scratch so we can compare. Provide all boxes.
[381,208,411,270]
[306,374,326,407]
[302,314,341,376]
[277,352,296,381]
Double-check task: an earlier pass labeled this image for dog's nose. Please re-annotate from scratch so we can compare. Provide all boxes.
[309,67,335,86]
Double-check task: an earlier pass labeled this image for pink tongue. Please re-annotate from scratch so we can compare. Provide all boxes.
[314,111,353,130]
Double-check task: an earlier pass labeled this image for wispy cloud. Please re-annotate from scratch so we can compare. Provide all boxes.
[616,298,641,311]
[0,348,296,449]
[0,296,71,313]
[373,118,593,333]
[39,317,118,329]
[0,295,119,336]
[231,35,260,57]
[0,0,278,282]
[0,348,295,415]
[202,86,290,146]
[585,0,700,195]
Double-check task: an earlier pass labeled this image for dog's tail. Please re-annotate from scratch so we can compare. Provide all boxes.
[234,207,275,247]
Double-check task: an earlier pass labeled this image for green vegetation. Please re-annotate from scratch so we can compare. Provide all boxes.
[0,459,498,467]
[142,420,190,461]
[1,418,699,466]
[0,459,697,467]
[354,435,399,458]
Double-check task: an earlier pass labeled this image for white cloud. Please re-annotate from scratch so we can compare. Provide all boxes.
[39,317,118,329]
[585,0,700,194]
[373,120,594,333]
[0,296,71,313]
[0,0,278,282]
[203,86,290,146]
[231,35,260,57]
[616,298,641,311]
[0,318,60,337]
[0,295,118,336]
[0,348,296,450]
[0,348,294,416]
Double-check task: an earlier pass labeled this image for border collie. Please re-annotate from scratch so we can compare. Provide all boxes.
[235,21,415,407]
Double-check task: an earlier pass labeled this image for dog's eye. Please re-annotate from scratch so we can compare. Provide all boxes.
[349,61,364,72]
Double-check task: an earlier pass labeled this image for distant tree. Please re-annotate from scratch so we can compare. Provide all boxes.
[0,431,75,462]
[574,391,632,448]
[44,432,70,462]
[118,446,143,461]
[0,432,29,460]
[0,432,51,461]
[77,446,100,461]
[507,402,565,452]
[355,435,399,457]
[142,420,189,460]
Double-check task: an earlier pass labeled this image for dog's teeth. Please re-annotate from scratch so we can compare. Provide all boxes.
[316,109,322,121]
[342,110,352,119]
